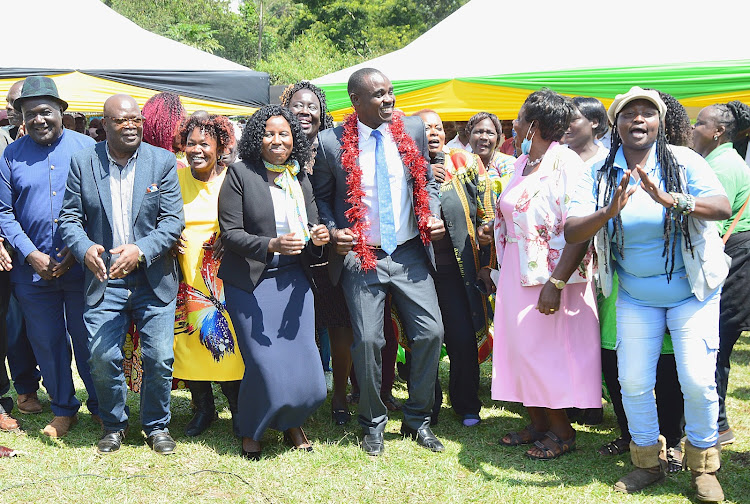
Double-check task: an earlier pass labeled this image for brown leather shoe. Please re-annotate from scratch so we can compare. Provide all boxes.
[0,412,20,432]
[42,415,78,438]
[17,392,43,414]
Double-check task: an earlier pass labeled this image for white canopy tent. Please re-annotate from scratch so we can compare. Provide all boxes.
[315,0,750,120]
[2,0,268,114]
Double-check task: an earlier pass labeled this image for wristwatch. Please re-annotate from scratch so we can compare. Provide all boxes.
[548,276,566,290]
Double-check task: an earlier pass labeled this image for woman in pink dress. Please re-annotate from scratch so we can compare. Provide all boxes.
[486,89,601,460]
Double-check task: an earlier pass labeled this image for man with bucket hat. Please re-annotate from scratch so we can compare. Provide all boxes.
[0,76,99,438]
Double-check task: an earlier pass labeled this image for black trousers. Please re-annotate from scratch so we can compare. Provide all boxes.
[433,259,481,417]
[0,271,13,414]
[601,347,684,448]
[716,231,750,432]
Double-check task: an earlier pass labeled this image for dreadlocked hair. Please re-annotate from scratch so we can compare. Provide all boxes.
[142,92,185,152]
[178,114,235,155]
[594,119,692,282]
[279,81,335,131]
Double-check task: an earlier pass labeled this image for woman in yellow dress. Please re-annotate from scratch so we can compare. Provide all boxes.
[173,114,244,436]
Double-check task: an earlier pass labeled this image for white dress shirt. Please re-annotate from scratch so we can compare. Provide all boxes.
[446,135,473,153]
[357,120,418,246]
[106,144,138,251]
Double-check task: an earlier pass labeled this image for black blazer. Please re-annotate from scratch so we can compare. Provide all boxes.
[217,158,321,293]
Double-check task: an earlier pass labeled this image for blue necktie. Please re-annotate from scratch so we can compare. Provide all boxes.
[371,130,397,255]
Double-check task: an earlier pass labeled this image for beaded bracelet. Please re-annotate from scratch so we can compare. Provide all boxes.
[669,192,695,215]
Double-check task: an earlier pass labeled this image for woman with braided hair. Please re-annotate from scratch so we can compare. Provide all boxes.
[693,101,750,448]
[279,81,361,426]
[142,91,186,167]
[727,100,750,163]
[565,87,731,502]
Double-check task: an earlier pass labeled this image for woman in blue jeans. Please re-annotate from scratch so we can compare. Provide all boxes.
[564,87,731,503]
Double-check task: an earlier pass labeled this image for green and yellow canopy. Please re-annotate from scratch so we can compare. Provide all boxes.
[315,0,750,121]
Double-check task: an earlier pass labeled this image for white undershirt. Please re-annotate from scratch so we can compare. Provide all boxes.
[357,120,418,246]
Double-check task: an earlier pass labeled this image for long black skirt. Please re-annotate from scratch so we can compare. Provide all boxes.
[225,255,326,440]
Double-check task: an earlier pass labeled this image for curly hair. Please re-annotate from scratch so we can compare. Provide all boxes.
[178,114,235,155]
[142,92,185,152]
[520,89,575,141]
[238,105,311,167]
[278,81,334,131]
[653,91,692,147]
[466,111,502,146]
[572,97,608,137]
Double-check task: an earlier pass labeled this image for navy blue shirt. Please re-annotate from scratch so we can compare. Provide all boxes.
[0,129,95,284]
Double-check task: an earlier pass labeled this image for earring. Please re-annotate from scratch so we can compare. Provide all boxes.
[713,134,719,141]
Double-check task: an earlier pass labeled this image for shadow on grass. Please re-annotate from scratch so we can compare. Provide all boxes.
[729,386,750,400]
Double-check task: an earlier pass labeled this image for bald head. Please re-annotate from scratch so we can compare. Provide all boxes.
[103,94,143,159]
[103,94,139,117]
[6,80,25,127]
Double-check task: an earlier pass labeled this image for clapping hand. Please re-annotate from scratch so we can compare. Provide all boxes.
[51,246,75,278]
[331,228,356,255]
[635,164,672,208]
[310,224,330,247]
[270,232,305,255]
[84,244,108,282]
[606,169,638,219]
[109,244,140,279]
[477,222,493,246]
[428,216,446,241]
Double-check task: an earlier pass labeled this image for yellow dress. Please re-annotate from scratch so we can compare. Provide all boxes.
[173,166,244,381]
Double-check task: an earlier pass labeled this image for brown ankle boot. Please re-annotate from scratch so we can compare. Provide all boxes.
[613,435,666,493]
[684,440,724,502]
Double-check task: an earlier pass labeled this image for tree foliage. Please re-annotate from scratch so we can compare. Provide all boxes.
[103,0,470,84]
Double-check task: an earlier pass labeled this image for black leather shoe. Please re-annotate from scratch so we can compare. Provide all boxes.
[146,432,176,455]
[97,430,125,455]
[361,432,385,456]
[400,425,445,452]
[331,408,351,426]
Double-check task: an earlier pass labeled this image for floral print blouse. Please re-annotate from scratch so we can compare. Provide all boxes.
[493,143,594,286]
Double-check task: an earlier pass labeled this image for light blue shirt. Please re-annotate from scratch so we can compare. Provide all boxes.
[569,144,726,307]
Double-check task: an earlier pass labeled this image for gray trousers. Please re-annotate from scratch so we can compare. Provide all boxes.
[340,237,444,435]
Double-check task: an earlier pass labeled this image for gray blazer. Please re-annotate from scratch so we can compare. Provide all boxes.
[59,142,184,305]
[311,115,439,284]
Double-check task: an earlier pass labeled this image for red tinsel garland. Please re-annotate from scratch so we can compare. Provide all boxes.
[341,113,432,271]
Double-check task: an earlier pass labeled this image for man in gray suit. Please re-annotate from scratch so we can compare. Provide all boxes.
[313,68,445,456]
[59,94,184,455]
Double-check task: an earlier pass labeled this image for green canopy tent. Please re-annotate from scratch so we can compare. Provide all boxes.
[314,0,750,121]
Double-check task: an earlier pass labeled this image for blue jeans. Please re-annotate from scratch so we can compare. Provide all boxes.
[616,289,720,449]
[14,276,98,416]
[83,270,176,435]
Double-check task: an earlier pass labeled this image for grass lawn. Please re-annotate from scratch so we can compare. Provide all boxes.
[2,335,750,503]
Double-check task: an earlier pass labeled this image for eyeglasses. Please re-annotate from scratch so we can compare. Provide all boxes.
[105,116,144,127]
